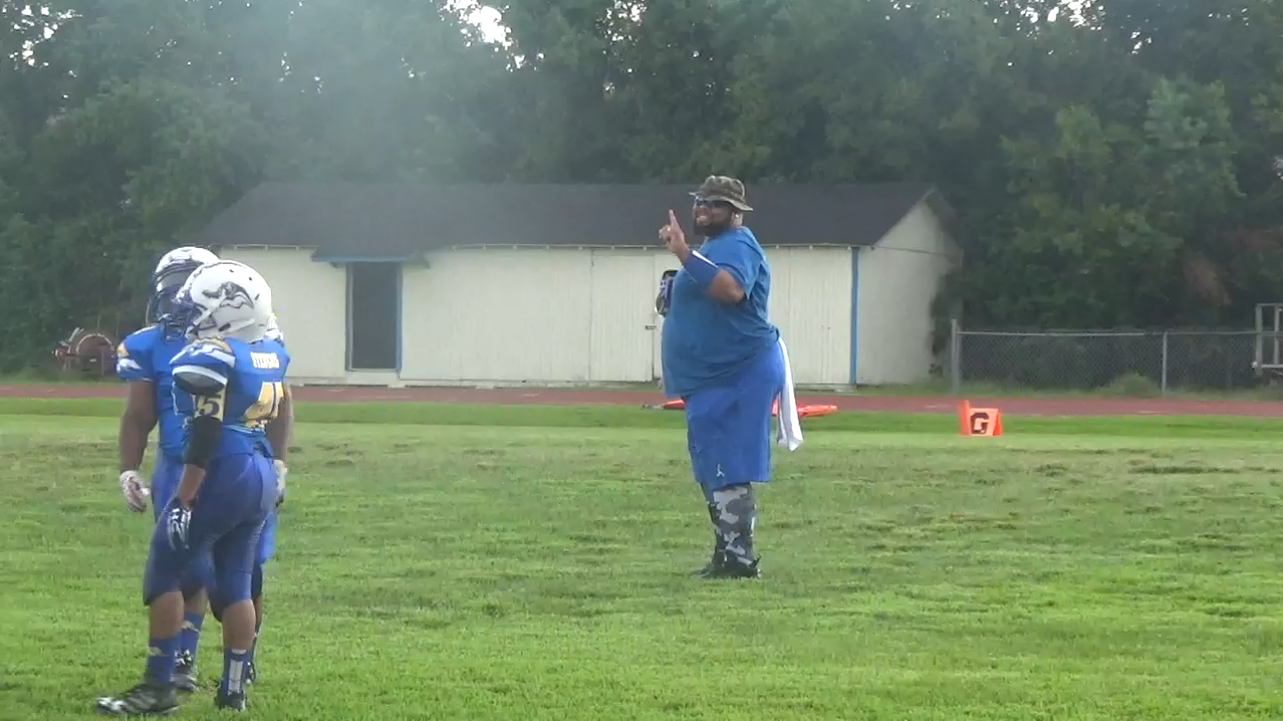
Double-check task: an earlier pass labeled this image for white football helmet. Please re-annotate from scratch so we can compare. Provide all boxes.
[173,260,274,342]
[148,246,220,325]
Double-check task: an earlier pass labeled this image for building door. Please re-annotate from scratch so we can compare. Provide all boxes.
[346,262,401,371]
[588,251,655,382]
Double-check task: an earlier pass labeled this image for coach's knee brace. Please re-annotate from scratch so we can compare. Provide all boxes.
[711,483,757,563]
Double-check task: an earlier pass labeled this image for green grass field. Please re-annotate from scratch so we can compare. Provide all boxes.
[2,399,1282,720]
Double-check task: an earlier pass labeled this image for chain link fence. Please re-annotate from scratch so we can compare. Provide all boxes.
[948,324,1267,396]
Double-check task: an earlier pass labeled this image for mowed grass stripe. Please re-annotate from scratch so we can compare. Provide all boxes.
[1,396,1283,437]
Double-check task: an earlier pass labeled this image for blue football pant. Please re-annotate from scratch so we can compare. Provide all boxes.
[142,454,278,615]
[152,455,278,597]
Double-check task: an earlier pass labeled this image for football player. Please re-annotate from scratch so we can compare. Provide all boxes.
[115,246,221,691]
[97,260,291,713]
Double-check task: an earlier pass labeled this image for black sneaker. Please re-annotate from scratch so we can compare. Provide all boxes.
[701,553,762,580]
[693,539,728,577]
[94,679,180,716]
[172,651,198,692]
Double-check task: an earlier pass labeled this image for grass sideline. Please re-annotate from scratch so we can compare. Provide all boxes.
[4,418,1283,719]
[0,396,1280,439]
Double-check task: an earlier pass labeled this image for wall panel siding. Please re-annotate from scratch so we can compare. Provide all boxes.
[765,247,854,385]
[220,248,347,380]
[243,244,861,385]
[854,204,959,385]
[400,249,593,382]
[588,250,660,381]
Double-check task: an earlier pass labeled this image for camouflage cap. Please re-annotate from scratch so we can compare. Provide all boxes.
[690,175,753,212]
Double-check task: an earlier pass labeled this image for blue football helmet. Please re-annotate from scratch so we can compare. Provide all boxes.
[146,246,219,337]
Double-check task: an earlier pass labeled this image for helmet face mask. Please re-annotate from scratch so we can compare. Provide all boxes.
[147,246,219,337]
[149,262,204,330]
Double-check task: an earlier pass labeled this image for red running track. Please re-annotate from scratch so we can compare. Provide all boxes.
[1,384,1282,416]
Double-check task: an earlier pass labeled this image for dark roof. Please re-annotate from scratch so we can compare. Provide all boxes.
[188,181,953,261]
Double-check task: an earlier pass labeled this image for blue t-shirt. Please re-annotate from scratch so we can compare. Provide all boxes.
[661,226,780,397]
[115,325,191,463]
[170,337,292,460]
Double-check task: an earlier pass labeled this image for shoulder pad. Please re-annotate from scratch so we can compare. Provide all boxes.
[174,338,237,366]
[191,337,233,352]
[172,367,227,397]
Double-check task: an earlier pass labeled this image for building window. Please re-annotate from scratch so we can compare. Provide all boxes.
[346,262,400,370]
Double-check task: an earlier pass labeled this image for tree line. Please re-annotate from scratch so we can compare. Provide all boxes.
[3,0,1282,371]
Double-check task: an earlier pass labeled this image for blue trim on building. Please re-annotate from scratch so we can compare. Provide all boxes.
[313,253,419,264]
[850,248,860,385]
[394,262,403,372]
[344,264,354,371]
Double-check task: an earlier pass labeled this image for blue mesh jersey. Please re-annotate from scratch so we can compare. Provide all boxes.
[114,324,192,463]
[169,336,292,460]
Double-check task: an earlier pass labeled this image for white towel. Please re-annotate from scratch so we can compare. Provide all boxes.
[775,337,803,451]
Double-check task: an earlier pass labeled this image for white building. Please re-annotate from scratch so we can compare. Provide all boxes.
[189,182,961,387]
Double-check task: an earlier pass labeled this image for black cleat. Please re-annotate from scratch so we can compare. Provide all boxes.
[215,691,247,711]
[94,680,180,716]
[245,660,257,686]
[172,651,198,692]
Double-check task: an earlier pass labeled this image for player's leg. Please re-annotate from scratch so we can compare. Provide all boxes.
[151,455,209,692]
[245,508,278,684]
[208,517,264,711]
[175,552,214,691]
[148,456,180,523]
[94,498,205,715]
[206,454,277,710]
[687,345,785,579]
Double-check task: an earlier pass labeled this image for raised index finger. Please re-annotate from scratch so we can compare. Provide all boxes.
[668,209,678,226]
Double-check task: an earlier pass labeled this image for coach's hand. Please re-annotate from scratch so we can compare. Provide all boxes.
[119,470,149,513]
[273,459,288,509]
[659,210,689,258]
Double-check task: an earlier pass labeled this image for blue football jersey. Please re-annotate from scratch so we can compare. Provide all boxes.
[169,336,292,460]
[115,325,191,462]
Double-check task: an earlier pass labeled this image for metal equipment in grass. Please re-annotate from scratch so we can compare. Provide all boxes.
[54,327,117,378]
[1252,303,1283,383]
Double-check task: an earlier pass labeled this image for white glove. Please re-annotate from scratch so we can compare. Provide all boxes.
[273,459,288,508]
[119,470,149,513]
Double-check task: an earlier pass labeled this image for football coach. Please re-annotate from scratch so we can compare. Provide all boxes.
[656,175,794,580]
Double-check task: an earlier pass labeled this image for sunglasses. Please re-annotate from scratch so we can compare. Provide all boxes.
[692,196,732,208]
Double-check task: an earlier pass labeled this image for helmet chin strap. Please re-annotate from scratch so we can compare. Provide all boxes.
[213,317,267,342]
